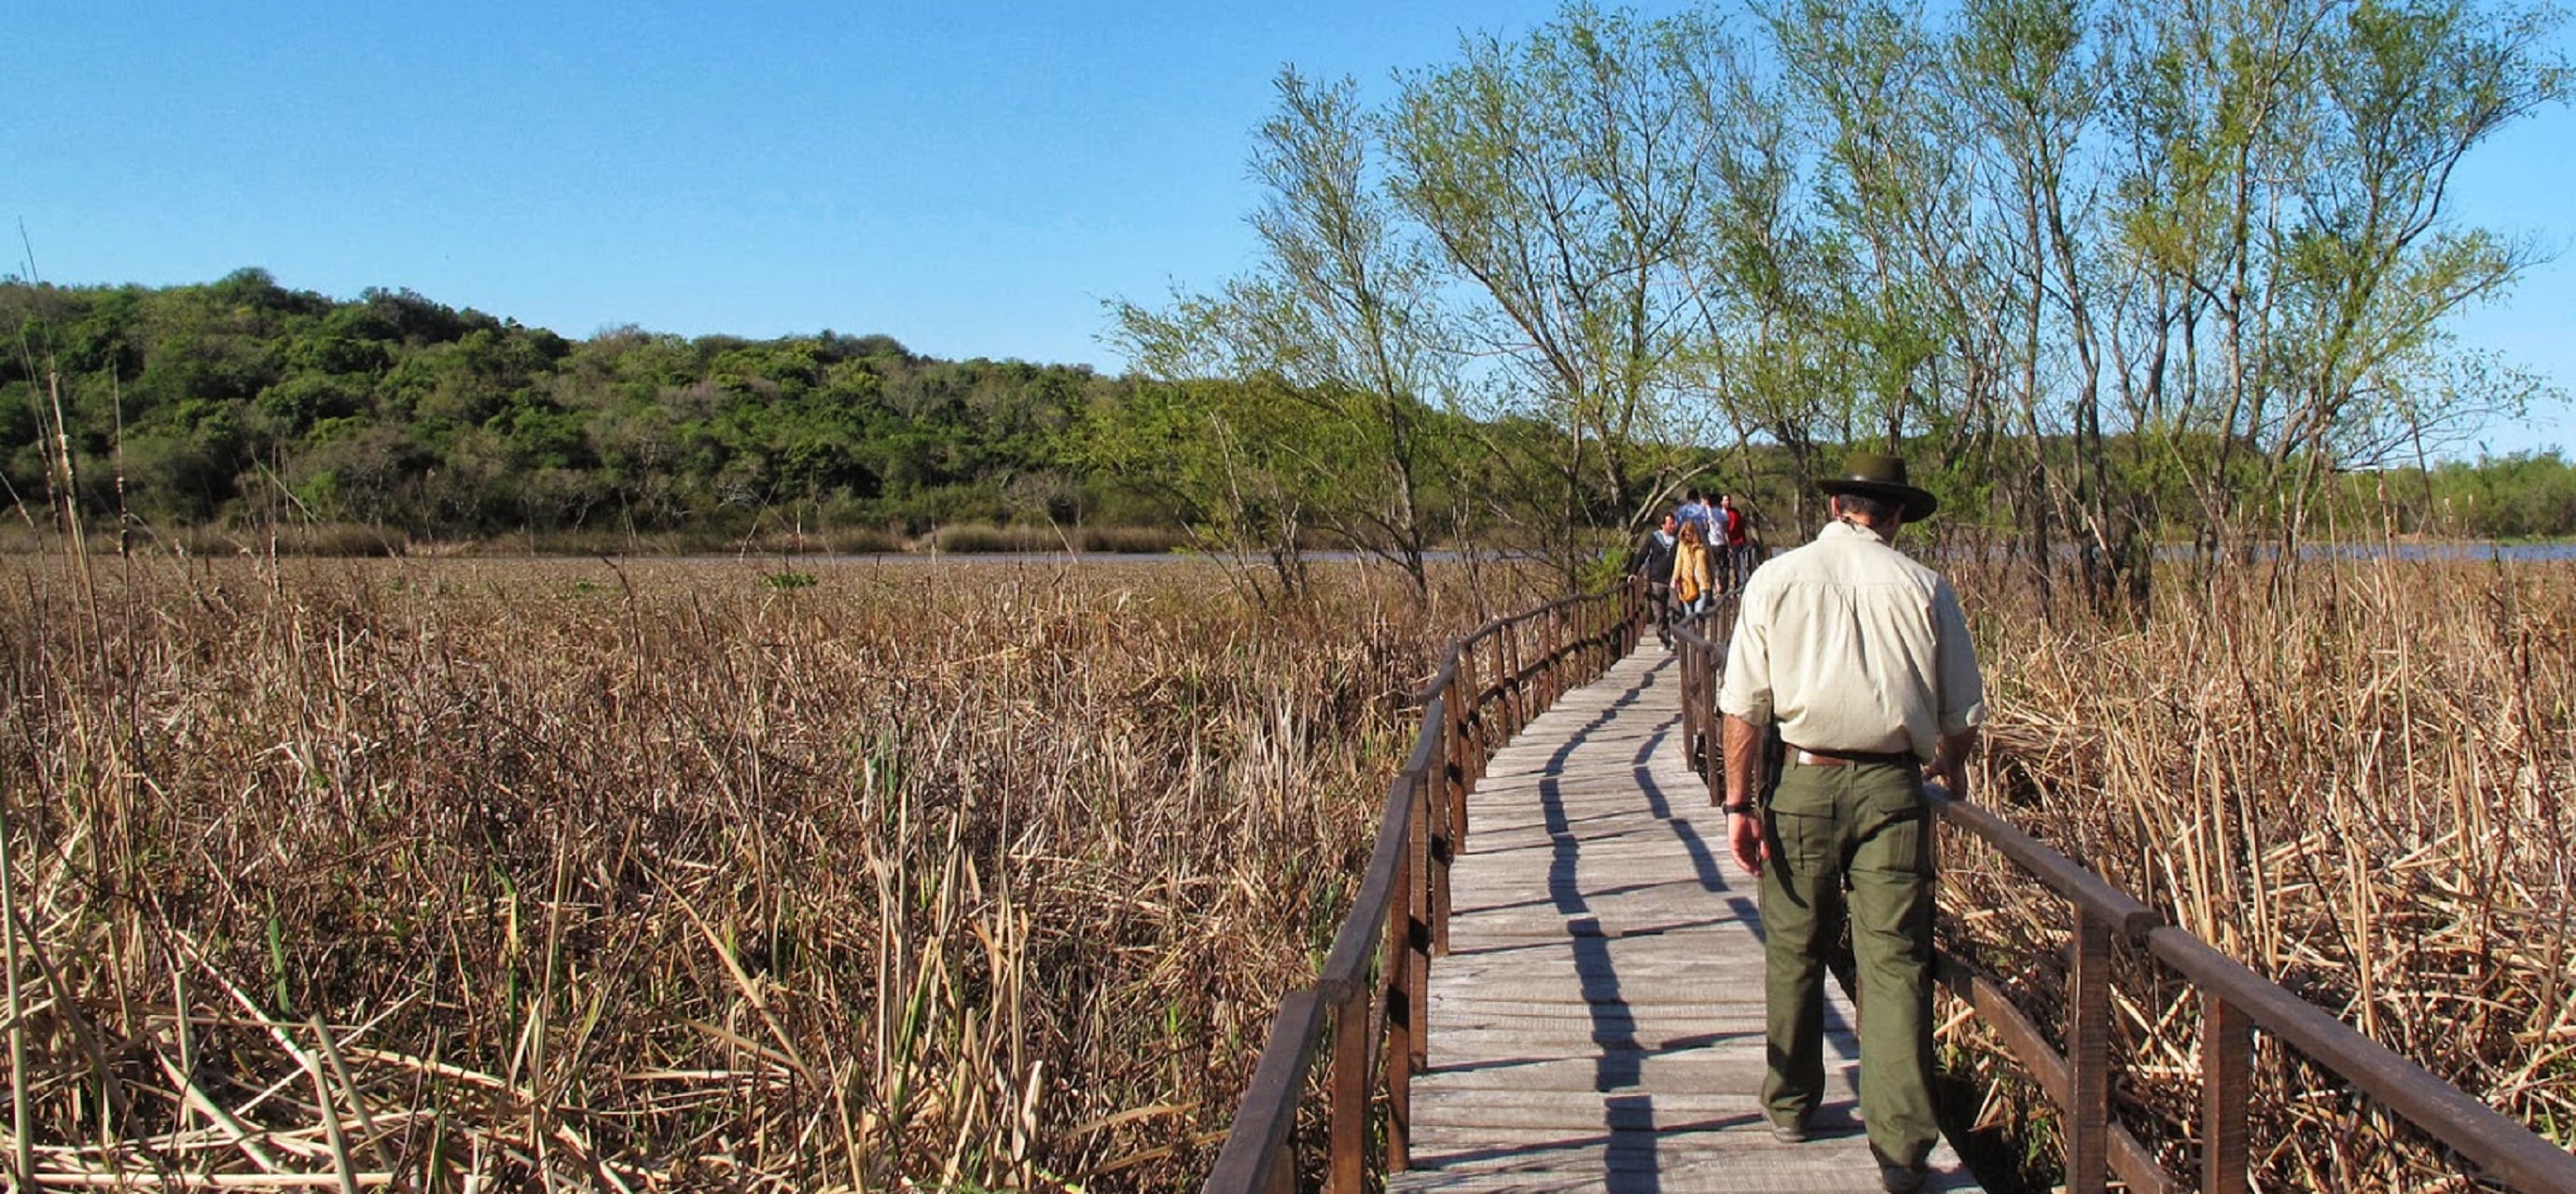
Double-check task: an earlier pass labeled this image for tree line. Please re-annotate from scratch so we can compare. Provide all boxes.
[7,267,2561,562]
[3,270,1555,597]
[1115,0,2569,616]
[3,270,1112,537]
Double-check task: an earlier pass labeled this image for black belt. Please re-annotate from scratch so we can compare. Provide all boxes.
[1787,744,1917,768]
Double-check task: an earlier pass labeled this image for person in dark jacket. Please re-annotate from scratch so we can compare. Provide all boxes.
[1628,514,1680,647]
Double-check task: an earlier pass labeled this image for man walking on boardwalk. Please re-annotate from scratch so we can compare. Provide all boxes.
[1716,453,1986,1194]
[1628,514,1681,648]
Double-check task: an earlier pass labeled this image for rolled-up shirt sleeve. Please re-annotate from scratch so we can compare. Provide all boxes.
[1717,589,1773,725]
[1932,580,1986,735]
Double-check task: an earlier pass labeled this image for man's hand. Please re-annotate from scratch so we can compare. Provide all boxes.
[1924,729,1977,802]
[1720,713,1770,876]
[1729,810,1766,877]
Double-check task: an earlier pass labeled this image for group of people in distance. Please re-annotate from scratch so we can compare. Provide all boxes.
[1627,456,1987,1193]
[1627,486,1757,647]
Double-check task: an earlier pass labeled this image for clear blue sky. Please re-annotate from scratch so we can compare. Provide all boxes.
[7,0,2569,457]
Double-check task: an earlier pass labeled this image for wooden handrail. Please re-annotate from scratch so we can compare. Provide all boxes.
[1929,787,2576,1192]
[1200,989,1328,1194]
[1315,706,1441,995]
[1200,578,1649,1193]
[1670,603,2576,1192]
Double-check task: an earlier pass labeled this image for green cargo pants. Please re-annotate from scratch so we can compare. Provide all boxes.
[1759,759,1939,1169]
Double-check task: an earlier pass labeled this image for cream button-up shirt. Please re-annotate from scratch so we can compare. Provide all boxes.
[1716,520,1986,762]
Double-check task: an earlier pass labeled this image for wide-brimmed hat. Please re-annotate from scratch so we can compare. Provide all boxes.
[1816,452,1938,521]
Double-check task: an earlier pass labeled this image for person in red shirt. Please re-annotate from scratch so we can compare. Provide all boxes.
[1719,493,1754,586]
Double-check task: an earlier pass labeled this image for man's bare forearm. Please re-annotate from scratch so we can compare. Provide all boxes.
[1723,714,1764,808]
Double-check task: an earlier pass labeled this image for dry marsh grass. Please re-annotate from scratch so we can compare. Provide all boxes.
[19,542,2566,1192]
[1942,555,2576,1189]
[1,554,1509,1191]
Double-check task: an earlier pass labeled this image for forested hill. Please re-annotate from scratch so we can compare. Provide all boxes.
[2,270,1180,543]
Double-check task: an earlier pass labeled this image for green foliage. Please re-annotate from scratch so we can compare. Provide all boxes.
[2332,451,2576,538]
[2,276,1144,542]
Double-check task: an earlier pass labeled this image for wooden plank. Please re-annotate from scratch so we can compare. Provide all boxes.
[1392,1160,1984,1193]
[1415,1058,1828,1095]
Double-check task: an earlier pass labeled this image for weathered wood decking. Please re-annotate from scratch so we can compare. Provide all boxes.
[1392,646,1978,1193]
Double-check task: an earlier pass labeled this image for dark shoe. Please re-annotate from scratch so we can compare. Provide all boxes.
[1768,1117,1808,1144]
[1877,1160,1926,1192]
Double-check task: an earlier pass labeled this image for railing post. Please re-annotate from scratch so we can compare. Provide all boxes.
[1383,798,1416,1172]
[1429,700,1454,958]
[1532,609,1544,711]
[2202,992,2251,1194]
[1580,596,1596,675]
[1697,646,1720,803]
[1483,634,1504,747]
[1407,768,1432,1071]
[1535,611,1556,706]
[2069,906,2112,1194]
[1454,655,1482,842]
[1682,638,1701,776]
[1471,654,1490,791]
[1556,603,1572,700]
[1535,608,1556,712]
[1535,608,1556,701]
[1632,579,1643,648]
[1327,983,1369,1194]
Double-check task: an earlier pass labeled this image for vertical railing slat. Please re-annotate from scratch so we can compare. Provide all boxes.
[1384,795,1416,1173]
[2069,906,2113,1194]
[1326,982,1367,1194]
[1430,702,1453,959]
[1407,768,1432,1071]
[2203,992,2251,1194]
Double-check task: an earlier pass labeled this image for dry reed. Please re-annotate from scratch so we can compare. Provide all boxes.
[1938,554,2576,1190]
[0,554,1507,1191]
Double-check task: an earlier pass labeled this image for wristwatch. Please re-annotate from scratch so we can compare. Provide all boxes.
[1722,803,1757,816]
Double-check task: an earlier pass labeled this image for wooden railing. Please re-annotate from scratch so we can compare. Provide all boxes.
[1668,615,2576,1194]
[1200,581,1650,1194]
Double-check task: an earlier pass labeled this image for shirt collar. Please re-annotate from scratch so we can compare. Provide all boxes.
[1819,520,1889,546]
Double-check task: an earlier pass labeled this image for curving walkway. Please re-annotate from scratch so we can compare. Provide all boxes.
[1391,646,1978,1193]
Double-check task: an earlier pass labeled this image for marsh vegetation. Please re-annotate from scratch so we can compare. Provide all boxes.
[5,545,2571,1191]
[1937,554,2576,1188]
[2,555,1530,1190]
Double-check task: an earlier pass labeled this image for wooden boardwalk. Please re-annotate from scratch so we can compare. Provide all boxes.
[1392,646,1977,1193]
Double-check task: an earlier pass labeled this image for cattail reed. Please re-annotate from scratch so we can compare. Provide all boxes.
[0,554,1508,1191]
[1937,553,2576,1189]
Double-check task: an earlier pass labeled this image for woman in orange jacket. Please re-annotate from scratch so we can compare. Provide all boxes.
[1671,520,1715,617]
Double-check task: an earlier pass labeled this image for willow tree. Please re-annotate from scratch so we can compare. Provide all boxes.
[1946,0,2145,616]
[2105,0,2565,561]
[1673,20,1853,529]
[2258,0,2567,542]
[1110,69,1462,597]
[1385,4,1730,565]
